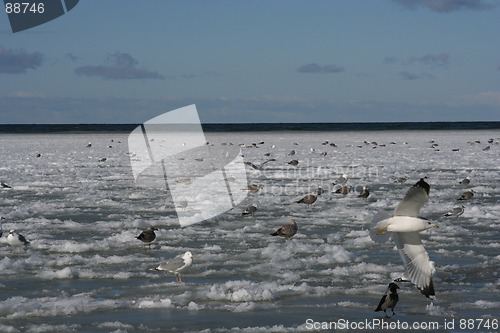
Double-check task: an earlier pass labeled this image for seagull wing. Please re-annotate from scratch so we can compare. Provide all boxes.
[18,234,29,244]
[392,232,435,298]
[394,179,430,217]
[156,257,186,273]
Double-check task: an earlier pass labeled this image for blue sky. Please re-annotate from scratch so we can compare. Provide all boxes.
[1,0,499,123]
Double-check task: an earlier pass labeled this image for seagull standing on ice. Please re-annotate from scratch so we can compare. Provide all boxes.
[333,174,348,185]
[358,186,370,199]
[296,192,318,207]
[242,203,258,216]
[370,178,438,299]
[459,177,470,186]
[443,205,465,217]
[156,251,194,282]
[7,230,30,246]
[270,220,298,239]
[136,226,158,247]
[458,190,474,201]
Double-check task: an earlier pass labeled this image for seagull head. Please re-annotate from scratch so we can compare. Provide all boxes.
[182,251,194,261]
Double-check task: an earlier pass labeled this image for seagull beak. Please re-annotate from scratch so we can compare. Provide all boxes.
[433,225,439,228]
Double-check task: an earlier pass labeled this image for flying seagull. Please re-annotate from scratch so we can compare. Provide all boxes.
[270,220,298,239]
[156,251,194,283]
[244,159,276,170]
[443,205,464,217]
[370,178,438,299]
[7,230,30,246]
[375,282,399,318]
[136,226,158,247]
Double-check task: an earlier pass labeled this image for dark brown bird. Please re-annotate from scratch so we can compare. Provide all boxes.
[358,186,370,199]
[458,190,474,201]
[288,159,299,166]
[335,185,352,195]
[247,184,263,193]
[270,220,298,239]
[296,192,318,206]
[136,227,158,247]
[375,282,399,318]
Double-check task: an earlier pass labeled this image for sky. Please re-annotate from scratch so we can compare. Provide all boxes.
[0,0,499,124]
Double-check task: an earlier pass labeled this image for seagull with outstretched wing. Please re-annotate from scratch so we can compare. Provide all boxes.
[370,178,438,299]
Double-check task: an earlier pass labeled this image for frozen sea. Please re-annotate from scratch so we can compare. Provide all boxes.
[0,128,499,332]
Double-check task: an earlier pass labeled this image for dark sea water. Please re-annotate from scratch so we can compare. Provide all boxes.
[0,121,499,133]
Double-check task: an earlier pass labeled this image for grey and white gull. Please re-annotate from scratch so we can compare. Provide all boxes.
[156,251,194,282]
[370,178,438,299]
[7,230,30,246]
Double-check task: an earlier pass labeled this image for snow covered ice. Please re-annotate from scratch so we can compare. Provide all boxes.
[0,129,499,332]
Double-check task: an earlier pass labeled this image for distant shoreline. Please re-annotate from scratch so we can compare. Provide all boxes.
[0,122,499,133]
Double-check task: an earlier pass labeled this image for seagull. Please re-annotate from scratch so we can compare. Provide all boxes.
[244,159,276,170]
[136,226,158,247]
[459,177,470,185]
[375,282,399,318]
[334,185,352,195]
[443,205,465,217]
[156,251,194,283]
[7,230,30,246]
[315,186,325,196]
[288,160,299,166]
[369,178,438,299]
[288,150,296,156]
[333,174,348,185]
[86,142,92,148]
[358,186,370,199]
[242,203,258,216]
[247,184,263,194]
[270,220,298,239]
[0,216,4,237]
[1,181,12,189]
[394,177,407,184]
[458,190,474,201]
[296,192,318,207]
